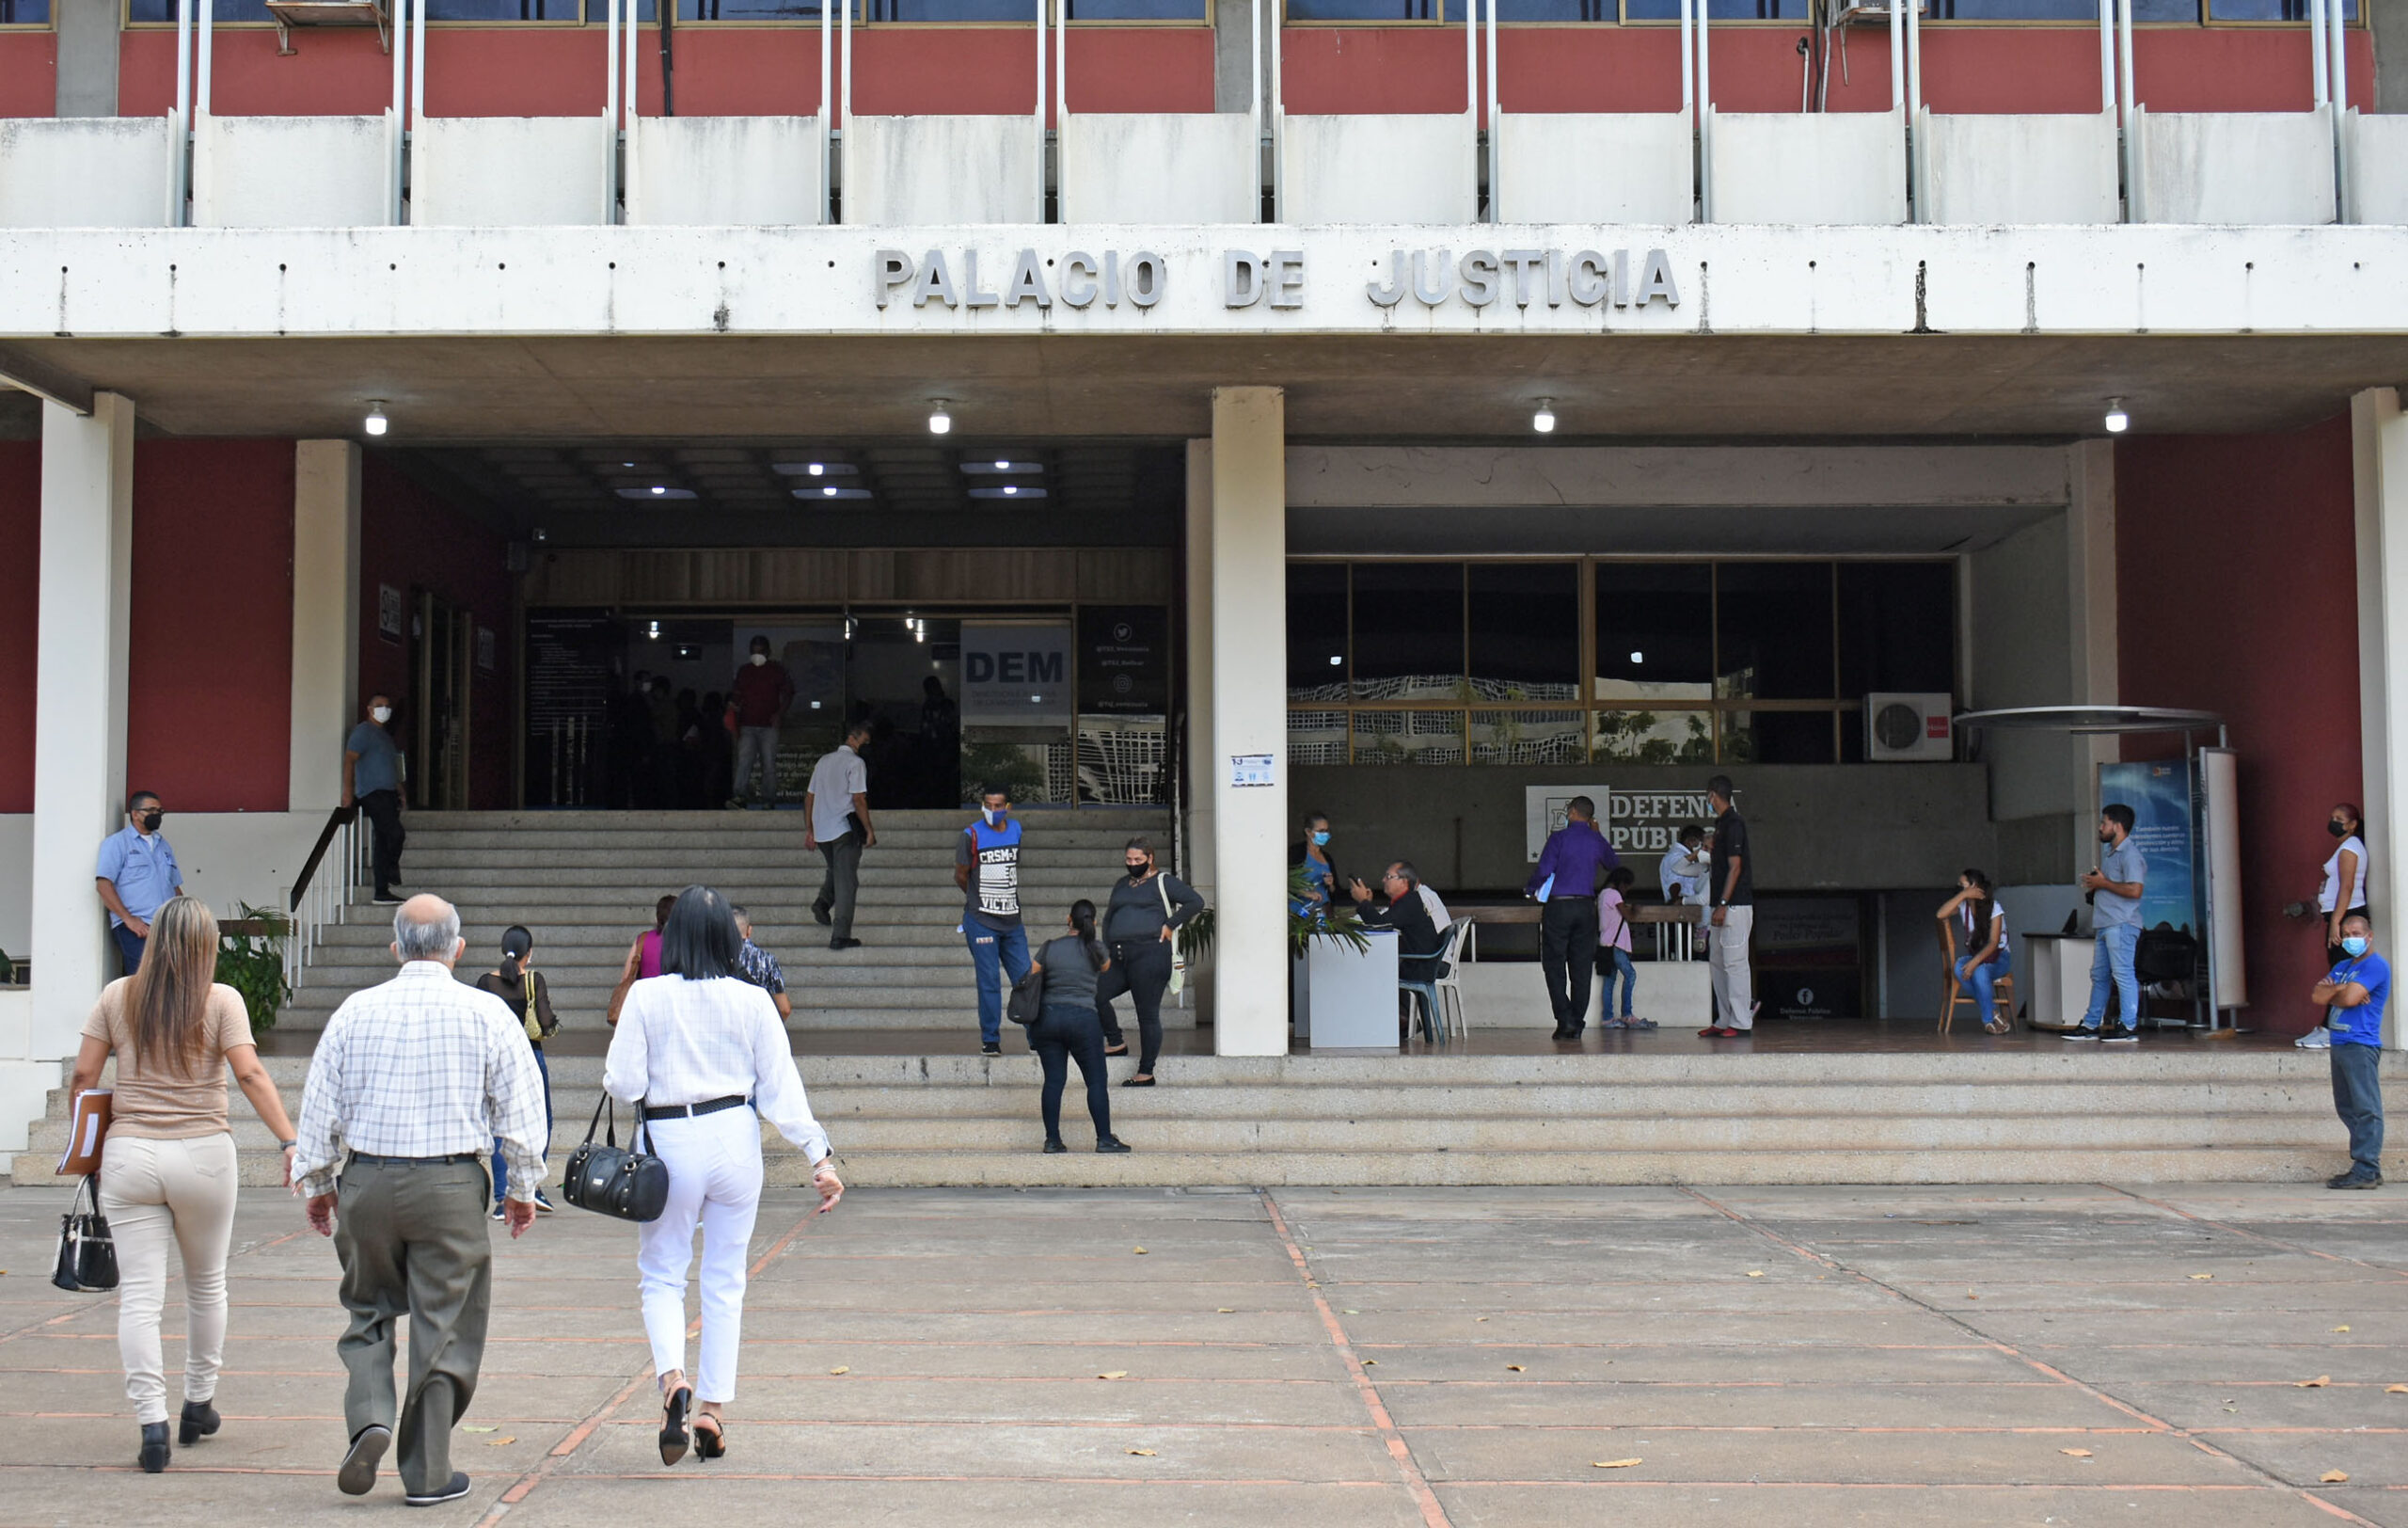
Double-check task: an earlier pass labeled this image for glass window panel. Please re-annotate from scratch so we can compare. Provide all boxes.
[1288,564,1351,702]
[1592,708,1715,766]
[1353,709,1465,765]
[1722,709,1836,765]
[2209,0,2353,16]
[1492,0,1611,17]
[869,0,1035,18]
[0,0,51,20]
[1467,563,1578,702]
[1837,562,1956,699]
[1934,0,2197,13]
[1065,0,1207,15]
[430,0,578,16]
[1290,710,1350,767]
[684,0,860,15]
[1595,562,1712,703]
[1075,719,1166,805]
[1470,710,1587,765]
[129,0,274,19]
[1286,0,1434,19]
[1351,563,1465,701]
[1626,0,1814,18]
[1716,563,1834,701]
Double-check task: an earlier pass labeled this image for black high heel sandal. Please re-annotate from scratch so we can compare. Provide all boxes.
[658,1385,692,1466]
[692,1414,726,1462]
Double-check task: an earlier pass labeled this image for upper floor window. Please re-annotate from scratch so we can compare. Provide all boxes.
[0,0,50,22]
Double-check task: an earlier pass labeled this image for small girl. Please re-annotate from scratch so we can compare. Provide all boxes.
[1597,867,1655,1029]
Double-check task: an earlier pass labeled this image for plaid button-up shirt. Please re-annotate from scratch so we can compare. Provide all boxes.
[293,961,550,1201]
[737,938,785,996]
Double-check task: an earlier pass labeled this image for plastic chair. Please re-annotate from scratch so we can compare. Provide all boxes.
[1400,918,1470,1043]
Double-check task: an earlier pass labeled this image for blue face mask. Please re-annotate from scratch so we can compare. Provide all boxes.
[983,806,1004,827]
[2342,935,2369,958]
[1311,831,1330,847]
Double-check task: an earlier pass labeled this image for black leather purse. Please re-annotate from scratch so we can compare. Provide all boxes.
[561,1097,671,1223]
[1006,966,1045,1027]
[52,1173,119,1293]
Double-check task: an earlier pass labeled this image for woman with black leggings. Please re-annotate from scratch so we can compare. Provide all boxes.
[1029,901,1133,1155]
[1097,836,1206,1086]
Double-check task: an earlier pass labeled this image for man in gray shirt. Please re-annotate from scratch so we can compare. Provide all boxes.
[2069,802,2148,1043]
[344,694,406,906]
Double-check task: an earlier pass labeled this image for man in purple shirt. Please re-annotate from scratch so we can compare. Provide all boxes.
[1527,797,1620,1040]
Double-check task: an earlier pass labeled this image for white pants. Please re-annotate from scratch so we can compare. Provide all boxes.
[99,1133,239,1425]
[1709,906,1756,1030]
[635,1106,764,1404]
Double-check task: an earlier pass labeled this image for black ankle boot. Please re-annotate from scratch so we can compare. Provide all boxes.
[138,1422,170,1472]
[179,1398,220,1445]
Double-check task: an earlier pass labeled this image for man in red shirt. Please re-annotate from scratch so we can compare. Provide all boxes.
[727,636,796,808]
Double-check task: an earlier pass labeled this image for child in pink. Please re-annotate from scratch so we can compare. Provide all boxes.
[1597,867,1654,1028]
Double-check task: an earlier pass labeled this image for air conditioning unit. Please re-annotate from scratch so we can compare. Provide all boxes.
[1864,692,1955,762]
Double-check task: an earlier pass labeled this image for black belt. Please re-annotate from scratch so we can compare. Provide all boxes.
[350,1152,482,1167]
[642,1095,751,1122]
[1550,894,1597,901]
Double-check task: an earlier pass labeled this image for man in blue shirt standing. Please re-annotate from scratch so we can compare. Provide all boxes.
[1527,796,1618,1041]
[955,784,1029,1058]
[344,693,407,907]
[2068,803,2148,1043]
[95,790,183,975]
[2312,912,2387,1189]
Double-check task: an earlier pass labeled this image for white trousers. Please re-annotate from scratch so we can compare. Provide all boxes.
[99,1133,239,1425]
[635,1106,764,1404]
[1709,906,1756,1031]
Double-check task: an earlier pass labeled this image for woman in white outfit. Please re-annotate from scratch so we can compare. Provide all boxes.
[2302,804,2371,1050]
[604,884,844,1466]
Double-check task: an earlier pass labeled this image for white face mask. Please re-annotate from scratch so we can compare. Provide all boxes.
[983,806,1004,826]
[371,706,391,724]
[750,653,768,666]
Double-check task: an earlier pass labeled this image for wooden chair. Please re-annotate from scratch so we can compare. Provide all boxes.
[1938,915,2018,1034]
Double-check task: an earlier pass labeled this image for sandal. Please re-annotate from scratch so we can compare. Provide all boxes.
[659,1385,692,1466]
[692,1413,725,1462]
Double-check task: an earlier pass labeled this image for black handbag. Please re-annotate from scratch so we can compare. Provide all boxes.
[561,1097,672,1223]
[1006,966,1045,1027]
[52,1173,119,1293]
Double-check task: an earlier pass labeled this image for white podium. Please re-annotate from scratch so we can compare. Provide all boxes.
[2021,933,2094,1030]
[1292,929,1402,1050]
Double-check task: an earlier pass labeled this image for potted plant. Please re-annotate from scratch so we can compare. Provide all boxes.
[215,903,293,1032]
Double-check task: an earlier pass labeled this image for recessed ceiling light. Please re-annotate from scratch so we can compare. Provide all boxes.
[1532,397,1557,434]
[364,401,388,438]
[966,485,1047,500]
[959,460,1044,475]
[1630,651,1644,663]
[2104,396,2130,434]
[928,400,952,435]
[772,462,857,477]
[615,486,697,501]
[797,487,873,501]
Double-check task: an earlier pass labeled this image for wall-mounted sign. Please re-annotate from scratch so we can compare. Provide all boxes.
[475,626,497,674]
[961,622,1071,726]
[1605,789,1719,855]
[1523,783,1613,862]
[1229,753,1275,788]
[377,583,404,644]
[1078,606,1168,717]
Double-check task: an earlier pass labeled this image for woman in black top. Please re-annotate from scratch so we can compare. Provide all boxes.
[1027,901,1131,1154]
[1096,836,1206,1087]
[475,926,558,1215]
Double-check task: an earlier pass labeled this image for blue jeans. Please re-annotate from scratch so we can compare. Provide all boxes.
[1956,947,2013,1027]
[1601,947,1637,1017]
[2332,1042,2385,1177]
[2081,923,2141,1031]
[110,921,147,976]
[490,1045,551,1201]
[965,923,1031,1045]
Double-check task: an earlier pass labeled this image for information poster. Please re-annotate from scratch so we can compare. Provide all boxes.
[1077,607,1169,716]
[1524,784,1613,862]
[962,622,1073,726]
[2099,759,2200,939]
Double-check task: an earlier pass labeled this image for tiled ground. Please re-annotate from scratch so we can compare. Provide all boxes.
[2,1181,2403,1527]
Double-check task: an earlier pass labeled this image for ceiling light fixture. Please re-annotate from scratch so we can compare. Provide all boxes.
[2103,397,2130,434]
[809,463,825,476]
[364,401,388,437]
[1532,398,1557,435]
[1630,651,1644,663]
[928,399,952,436]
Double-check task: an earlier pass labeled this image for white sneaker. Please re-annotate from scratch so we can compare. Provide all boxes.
[2296,1027,2333,1049]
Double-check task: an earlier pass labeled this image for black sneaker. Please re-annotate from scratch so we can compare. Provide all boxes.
[981,1042,1002,1057]
[338,1424,390,1496]
[2099,1026,2139,1043]
[2327,1170,2384,1190]
[489,1201,506,1221]
[2061,1027,2099,1040]
[372,891,404,906]
[1043,1139,1068,1154]
[404,1472,471,1507]
[1096,1138,1133,1154]
[830,937,863,950]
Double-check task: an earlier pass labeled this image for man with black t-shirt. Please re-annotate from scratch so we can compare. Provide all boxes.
[1702,774,1756,1038]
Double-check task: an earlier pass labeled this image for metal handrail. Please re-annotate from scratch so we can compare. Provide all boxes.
[283,805,365,997]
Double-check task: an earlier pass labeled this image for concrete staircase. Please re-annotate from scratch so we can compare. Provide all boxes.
[18,1051,2401,1188]
[279,808,1176,1033]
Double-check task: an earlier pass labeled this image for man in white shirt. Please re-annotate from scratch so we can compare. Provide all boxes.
[1417,882,1451,930]
[293,895,547,1508]
[1659,825,1710,904]
[805,723,876,951]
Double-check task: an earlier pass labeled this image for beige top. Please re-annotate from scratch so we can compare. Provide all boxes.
[80,979,258,1139]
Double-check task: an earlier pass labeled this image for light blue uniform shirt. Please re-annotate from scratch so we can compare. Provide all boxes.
[2092,837,2147,930]
[346,721,403,796]
[95,827,182,928]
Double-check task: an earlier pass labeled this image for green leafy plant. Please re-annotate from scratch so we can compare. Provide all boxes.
[1175,904,1215,965]
[0,946,15,984]
[215,902,292,1032]
[1289,865,1372,960]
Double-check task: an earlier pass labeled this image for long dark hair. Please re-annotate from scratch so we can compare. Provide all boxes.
[126,896,216,1075]
[1068,899,1105,972]
[498,925,533,983]
[1959,868,1997,937]
[659,885,743,979]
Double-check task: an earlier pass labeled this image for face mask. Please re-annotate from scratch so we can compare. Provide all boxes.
[2330,820,2352,839]
[1311,831,1330,847]
[983,806,1004,826]
[138,810,163,832]
[2342,935,2369,958]
[371,706,391,724]
[750,653,768,666]
[1126,860,1149,874]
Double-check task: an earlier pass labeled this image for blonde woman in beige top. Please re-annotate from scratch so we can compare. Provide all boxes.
[68,897,298,1475]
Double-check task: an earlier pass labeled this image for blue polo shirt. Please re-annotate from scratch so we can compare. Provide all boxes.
[346,721,403,796]
[2093,837,2147,931]
[2324,951,2389,1048]
[95,827,181,928]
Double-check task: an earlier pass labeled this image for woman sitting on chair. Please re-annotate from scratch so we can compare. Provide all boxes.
[1939,868,2013,1035]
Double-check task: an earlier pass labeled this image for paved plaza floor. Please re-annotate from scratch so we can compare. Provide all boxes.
[2,1181,2404,1527]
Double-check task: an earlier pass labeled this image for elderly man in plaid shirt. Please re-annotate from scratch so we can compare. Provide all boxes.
[293,895,548,1508]
[731,904,793,1020]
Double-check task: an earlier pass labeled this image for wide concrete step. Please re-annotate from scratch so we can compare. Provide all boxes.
[325,902,1017,927]
[391,867,1129,889]
[404,832,1164,856]
[404,810,1169,833]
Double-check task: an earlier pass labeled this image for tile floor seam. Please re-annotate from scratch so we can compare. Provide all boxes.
[0,1228,307,1346]
[1676,1186,2387,1527]
[2102,1184,2408,1278]
[1259,1189,1455,1528]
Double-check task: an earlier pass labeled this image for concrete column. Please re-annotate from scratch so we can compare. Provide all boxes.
[1183,439,1219,1027]
[2066,438,2118,869]
[54,0,120,119]
[25,393,135,1065]
[1208,387,1286,1057]
[2352,387,2408,1047]
[290,441,363,812]
[1212,0,1262,116]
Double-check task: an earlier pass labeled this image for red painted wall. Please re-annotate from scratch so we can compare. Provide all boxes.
[126,440,294,813]
[0,443,38,813]
[2115,414,2359,1039]
[359,455,512,810]
[0,33,55,117]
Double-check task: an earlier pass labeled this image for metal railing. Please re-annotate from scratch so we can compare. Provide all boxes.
[283,805,365,996]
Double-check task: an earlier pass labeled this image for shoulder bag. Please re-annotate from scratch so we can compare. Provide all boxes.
[1158,875,1190,997]
[52,1172,119,1293]
[1006,965,1046,1027]
[561,1096,671,1222]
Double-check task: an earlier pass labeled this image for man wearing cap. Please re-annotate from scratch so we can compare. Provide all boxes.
[1701,774,1756,1039]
